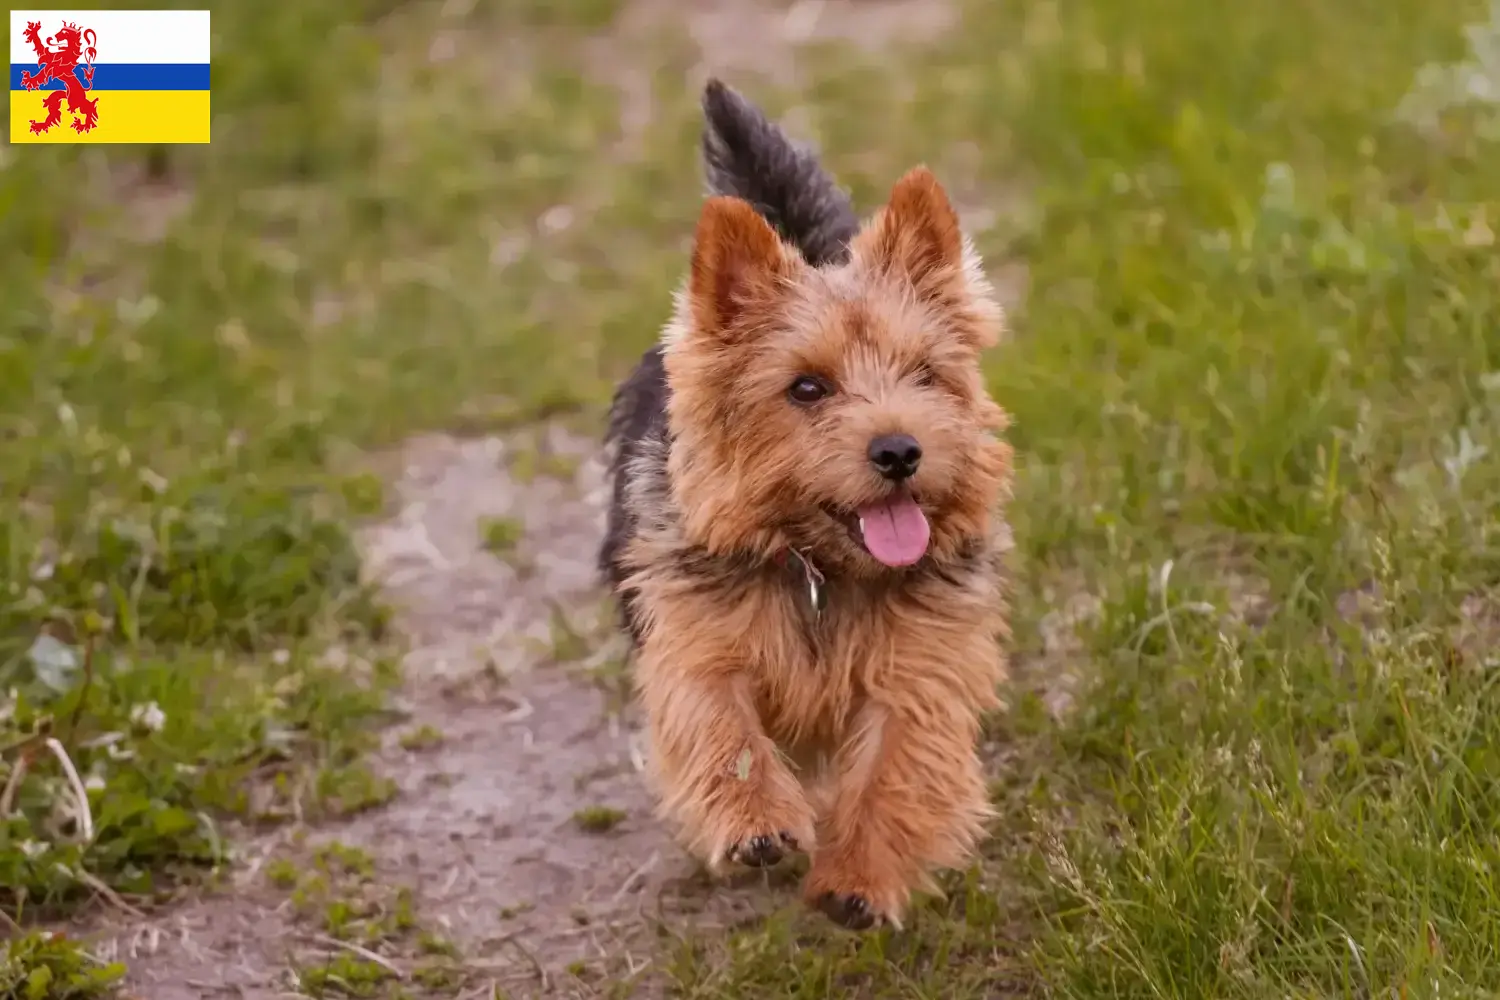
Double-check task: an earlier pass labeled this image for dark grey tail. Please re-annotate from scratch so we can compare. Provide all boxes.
[701,78,860,267]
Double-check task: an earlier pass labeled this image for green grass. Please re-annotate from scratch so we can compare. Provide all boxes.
[5,0,1500,995]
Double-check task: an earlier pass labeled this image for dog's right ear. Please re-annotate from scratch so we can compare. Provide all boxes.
[688,196,791,340]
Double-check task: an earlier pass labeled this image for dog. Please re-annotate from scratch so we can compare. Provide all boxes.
[599,79,1012,931]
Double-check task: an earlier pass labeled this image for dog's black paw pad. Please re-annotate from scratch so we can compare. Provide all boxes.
[727,833,785,868]
[817,891,878,931]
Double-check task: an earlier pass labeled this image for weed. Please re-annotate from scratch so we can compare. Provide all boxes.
[313,765,398,819]
[478,517,524,557]
[572,806,627,834]
[295,953,394,999]
[0,932,124,1000]
[267,858,301,890]
[396,725,444,752]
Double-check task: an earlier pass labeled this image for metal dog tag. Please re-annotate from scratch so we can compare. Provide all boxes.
[789,548,827,619]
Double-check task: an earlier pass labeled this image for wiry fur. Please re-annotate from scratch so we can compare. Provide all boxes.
[599,79,1012,931]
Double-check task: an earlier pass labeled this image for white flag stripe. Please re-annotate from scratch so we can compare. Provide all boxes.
[10,9,210,64]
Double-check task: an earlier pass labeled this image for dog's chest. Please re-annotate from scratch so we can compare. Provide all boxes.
[747,551,1002,741]
[745,571,903,739]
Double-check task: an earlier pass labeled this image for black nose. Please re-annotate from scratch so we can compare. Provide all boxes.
[868,434,922,481]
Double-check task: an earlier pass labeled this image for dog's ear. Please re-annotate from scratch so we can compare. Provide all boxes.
[688,196,791,339]
[855,166,964,288]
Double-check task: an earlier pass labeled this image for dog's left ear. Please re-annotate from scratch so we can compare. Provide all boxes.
[855,166,964,289]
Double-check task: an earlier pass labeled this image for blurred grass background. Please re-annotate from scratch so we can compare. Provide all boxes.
[4,0,1500,996]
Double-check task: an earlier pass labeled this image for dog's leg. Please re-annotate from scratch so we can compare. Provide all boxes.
[803,677,993,930]
[640,656,816,871]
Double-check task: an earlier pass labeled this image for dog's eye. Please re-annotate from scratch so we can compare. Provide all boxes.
[911,364,936,387]
[787,376,831,405]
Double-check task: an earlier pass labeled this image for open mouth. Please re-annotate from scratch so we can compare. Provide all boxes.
[822,487,931,568]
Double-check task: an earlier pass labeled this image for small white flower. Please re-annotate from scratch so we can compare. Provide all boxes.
[19,839,48,859]
[28,634,80,692]
[85,774,106,792]
[138,468,169,495]
[115,294,160,327]
[271,648,291,666]
[129,701,167,733]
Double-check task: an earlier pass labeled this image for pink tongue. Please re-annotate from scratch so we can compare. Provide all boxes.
[857,492,931,567]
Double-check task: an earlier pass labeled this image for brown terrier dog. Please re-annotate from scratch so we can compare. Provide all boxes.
[600,79,1012,931]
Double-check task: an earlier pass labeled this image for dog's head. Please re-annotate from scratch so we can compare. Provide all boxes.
[662,167,1012,577]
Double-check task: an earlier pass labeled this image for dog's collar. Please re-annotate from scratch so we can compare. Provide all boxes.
[774,547,827,619]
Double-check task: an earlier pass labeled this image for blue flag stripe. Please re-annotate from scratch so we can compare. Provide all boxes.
[10,63,209,91]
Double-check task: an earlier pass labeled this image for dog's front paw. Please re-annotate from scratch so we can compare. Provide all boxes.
[706,773,816,872]
[802,858,909,931]
[726,829,800,868]
[814,889,880,930]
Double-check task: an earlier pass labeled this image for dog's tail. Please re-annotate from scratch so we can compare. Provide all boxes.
[701,78,860,267]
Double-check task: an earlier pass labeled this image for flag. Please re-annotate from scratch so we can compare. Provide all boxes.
[10,9,210,144]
